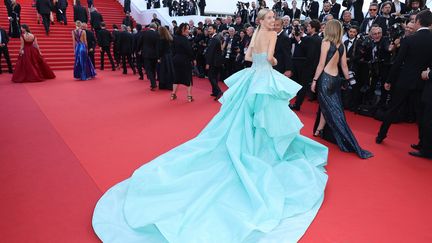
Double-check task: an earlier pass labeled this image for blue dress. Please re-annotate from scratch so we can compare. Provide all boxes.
[73,30,96,80]
[92,53,329,243]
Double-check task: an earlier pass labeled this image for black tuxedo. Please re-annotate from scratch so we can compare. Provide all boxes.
[318,12,332,22]
[0,28,12,73]
[287,8,301,20]
[330,3,341,19]
[73,4,88,23]
[85,29,96,66]
[117,31,135,74]
[36,0,52,34]
[112,30,121,66]
[274,31,293,74]
[122,16,134,29]
[378,29,432,147]
[139,29,160,87]
[57,0,68,24]
[90,10,103,32]
[304,1,319,19]
[124,0,131,13]
[342,0,364,23]
[96,29,115,70]
[360,16,387,34]
[205,34,223,96]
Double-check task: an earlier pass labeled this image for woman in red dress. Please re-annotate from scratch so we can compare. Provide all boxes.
[11,24,55,83]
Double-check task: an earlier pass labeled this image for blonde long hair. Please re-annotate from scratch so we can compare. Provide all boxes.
[249,8,273,48]
[323,20,343,45]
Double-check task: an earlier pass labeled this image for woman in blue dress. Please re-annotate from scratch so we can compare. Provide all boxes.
[311,20,373,159]
[72,20,96,80]
[93,9,329,243]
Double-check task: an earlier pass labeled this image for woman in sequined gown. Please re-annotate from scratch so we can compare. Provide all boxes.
[311,20,373,159]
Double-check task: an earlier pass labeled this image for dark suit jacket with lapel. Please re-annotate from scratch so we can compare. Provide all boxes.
[274,31,293,74]
[308,1,319,19]
[303,33,322,80]
[117,31,134,55]
[90,11,103,29]
[360,16,387,34]
[331,3,341,19]
[85,29,96,50]
[342,0,364,23]
[36,0,52,14]
[96,29,112,47]
[74,4,88,23]
[140,29,160,59]
[133,31,144,53]
[57,0,68,9]
[287,8,301,20]
[0,28,9,45]
[205,35,223,67]
[387,29,432,91]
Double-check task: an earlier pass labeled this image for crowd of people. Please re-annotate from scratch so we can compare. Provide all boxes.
[145,0,207,16]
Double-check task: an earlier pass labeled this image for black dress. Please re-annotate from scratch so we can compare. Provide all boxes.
[8,4,21,38]
[158,38,175,90]
[172,35,194,86]
[313,43,373,159]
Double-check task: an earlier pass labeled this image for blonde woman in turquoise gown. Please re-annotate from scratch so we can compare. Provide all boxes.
[93,9,329,243]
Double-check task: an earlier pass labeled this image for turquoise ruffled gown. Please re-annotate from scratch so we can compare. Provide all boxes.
[92,53,329,243]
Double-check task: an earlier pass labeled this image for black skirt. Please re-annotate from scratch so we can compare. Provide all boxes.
[173,54,193,86]
[159,53,175,90]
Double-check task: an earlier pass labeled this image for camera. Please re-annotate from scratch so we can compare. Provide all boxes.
[343,23,352,33]
[348,71,356,85]
[293,25,301,36]
[389,23,405,42]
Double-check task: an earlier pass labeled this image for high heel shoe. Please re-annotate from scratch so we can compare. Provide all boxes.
[187,95,194,102]
[313,129,323,137]
[170,93,177,100]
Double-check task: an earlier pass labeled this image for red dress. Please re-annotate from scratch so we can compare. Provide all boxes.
[11,35,56,83]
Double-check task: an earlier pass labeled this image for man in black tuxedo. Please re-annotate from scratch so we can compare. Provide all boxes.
[273,17,293,77]
[124,0,131,13]
[341,10,359,31]
[287,0,301,20]
[303,0,319,20]
[330,0,341,19]
[57,0,68,25]
[222,27,239,78]
[376,10,432,153]
[96,22,116,71]
[205,24,223,100]
[414,65,432,159]
[291,20,321,110]
[360,3,387,34]
[0,26,13,74]
[380,1,396,36]
[343,25,362,110]
[249,1,258,26]
[342,0,364,23]
[319,2,332,22]
[90,7,103,33]
[133,24,143,75]
[122,12,134,29]
[36,0,52,35]
[82,23,96,66]
[138,23,159,90]
[117,25,136,75]
[74,0,87,23]
[198,0,205,15]
[111,24,121,68]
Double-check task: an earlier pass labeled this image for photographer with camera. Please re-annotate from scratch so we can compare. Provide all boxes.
[341,10,359,38]
[301,0,319,19]
[360,3,387,34]
[380,1,396,35]
[289,22,307,109]
[342,0,364,23]
[287,0,302,19]
[221,27,240,78]
[342,25,362,110]
[376,10,432,150]
[235,2,250,25]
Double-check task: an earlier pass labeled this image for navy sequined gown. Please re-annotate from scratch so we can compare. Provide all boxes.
[73,30,96,80]
[314,43,373,159]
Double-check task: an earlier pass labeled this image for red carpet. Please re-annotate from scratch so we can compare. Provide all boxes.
[0,0,134,71]
[1,71,432,242]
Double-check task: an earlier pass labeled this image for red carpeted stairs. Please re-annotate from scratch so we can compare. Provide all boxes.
[0,0,134,71]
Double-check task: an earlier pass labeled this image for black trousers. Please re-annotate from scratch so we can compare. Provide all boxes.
[143,58,157,88]
[208,66,222,96]
[59,8,67,24]
[121,54,135,74]
[88,50,95,67]
[100,46,115,70]
[113,45,120,66]
[420,103,432,156]
[0,46,13,72]
[41,13,50,34]
[199,6,205,15]
[378,86,423,143]
[292,60,307,107]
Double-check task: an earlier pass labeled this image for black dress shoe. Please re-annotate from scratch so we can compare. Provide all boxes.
[214,92,223,101]
[210,93,217,97]
[408,151,432,159]
[139,76,144,80]
[289,104,300,111]
[150,86,157,91]
[411,144,422,151]
[375,135,386,144]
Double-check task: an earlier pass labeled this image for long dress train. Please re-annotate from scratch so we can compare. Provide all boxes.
[92,53,329,242]
[73,30,96,80]
[314,43,373,159]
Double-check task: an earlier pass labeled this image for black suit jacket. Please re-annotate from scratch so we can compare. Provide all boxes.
[205,35,223,67]
[96,29,112,47]
[423,66,432,105]
[387,29,432,91]
[74,5,88,23]
[342,0,364,23]
[90,11,103,30]
[287,8,301,20]
[85,29,96,50]
[331,3,341,19]
[36,0,52,14]
[360,16,387,34]
[57,0,68,9]
[306,1,319,19]
[0,28,9,45]
[117,31,134,55]
[139,29,160,59]
[122,16,134,29]
[133,31,143,53]
[274,32,293,74]
[391,2,407,15]
[303,34,322,80]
